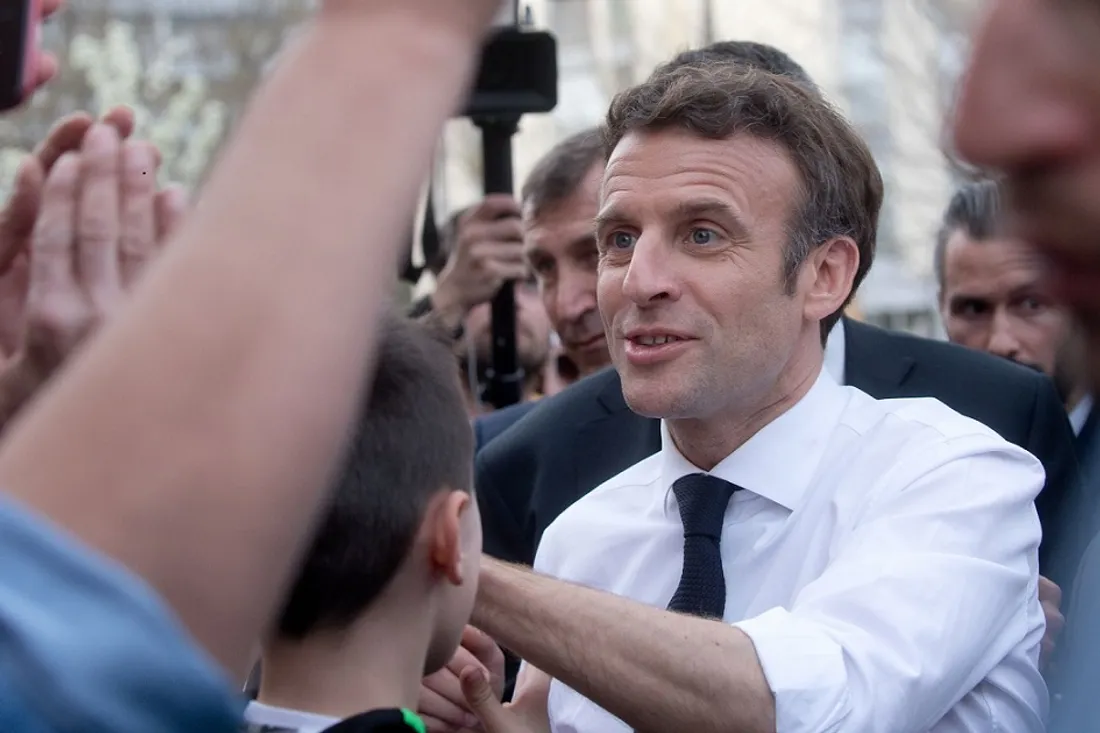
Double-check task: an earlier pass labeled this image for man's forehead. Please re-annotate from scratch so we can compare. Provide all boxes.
[945,232,1051,287]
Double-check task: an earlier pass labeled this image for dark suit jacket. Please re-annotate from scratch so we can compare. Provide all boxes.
[474,401,537,454]
[1078,406,1097,458]
[476,318,1081,581]
[1047,432,1099,731]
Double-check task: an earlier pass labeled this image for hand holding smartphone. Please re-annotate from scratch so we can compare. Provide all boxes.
[1,0,44,112]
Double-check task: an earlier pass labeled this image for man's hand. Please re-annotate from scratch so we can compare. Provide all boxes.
[431,195,527,328]
[0,124,184,424]
[0,106,138,355]
[421,626,506,732]
[1039,575,1064,668]
[0,107,136,279]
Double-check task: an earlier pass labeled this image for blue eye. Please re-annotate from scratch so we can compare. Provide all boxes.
[611,232,637,249]
[690,228,717,245]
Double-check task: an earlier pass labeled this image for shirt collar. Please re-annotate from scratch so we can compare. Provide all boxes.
[659,366,849,513]
[823,319,845,384]
[243,701,340,733]
[1070,394,1094,436]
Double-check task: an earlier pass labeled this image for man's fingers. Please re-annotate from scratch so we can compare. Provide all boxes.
[1045,605,1066,636]
[31,108,134,177]
[466,218,524,248]
[28,153,80,305]
[118,142,158,287]
[420,683,481,730]
[462,627,505,670]
[155,185,188,245]
[100,106,137,142]
[1039,576,1062,607]
[33,53,59,90]
[493,263,531,284]
[461,627,506,699]
[33,114,94,172]
[76,124,122,304]
[421,713,466,733]
[461,666,513,733]
[0,157,46,272]
[469,194,522,223]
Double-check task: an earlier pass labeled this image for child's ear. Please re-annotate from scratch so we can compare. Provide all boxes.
[424,490,471,585]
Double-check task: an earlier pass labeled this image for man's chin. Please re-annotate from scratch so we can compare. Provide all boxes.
[621,375,696,419]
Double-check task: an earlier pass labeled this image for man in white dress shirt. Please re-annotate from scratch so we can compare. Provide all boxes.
[422,62,1047,733]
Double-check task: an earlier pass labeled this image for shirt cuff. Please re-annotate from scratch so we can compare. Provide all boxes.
[0,494,245,733]
[734,607,853,733]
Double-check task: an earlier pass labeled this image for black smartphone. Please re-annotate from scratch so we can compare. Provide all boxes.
[0,0,41,112]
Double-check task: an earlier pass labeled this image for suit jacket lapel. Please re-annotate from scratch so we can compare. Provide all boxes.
[571,370,661,501]
[841,318,916,397]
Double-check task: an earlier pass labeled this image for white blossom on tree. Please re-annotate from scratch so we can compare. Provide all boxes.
[0,1,307,199]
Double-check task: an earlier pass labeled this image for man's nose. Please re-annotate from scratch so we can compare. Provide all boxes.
[621,237,679,306]
[987,311,1022,360]
[555,268,597,324]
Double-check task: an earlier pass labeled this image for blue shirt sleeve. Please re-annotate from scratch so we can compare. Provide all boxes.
[0,494,245,733]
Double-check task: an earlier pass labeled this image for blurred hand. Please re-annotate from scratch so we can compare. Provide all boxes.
[0,107,137,355]
[0,124,185,407]
[432,195,527,324]
[1039,575,1064,669]
[421,626,506,732]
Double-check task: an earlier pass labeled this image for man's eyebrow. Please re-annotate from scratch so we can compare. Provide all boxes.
[593,207,628,230]
[949,293,990,307]
[674,199,751,239]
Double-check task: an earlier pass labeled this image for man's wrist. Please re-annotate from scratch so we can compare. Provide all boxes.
[316,1,496,56]
[429,288,468,332]
[473,556,519,629]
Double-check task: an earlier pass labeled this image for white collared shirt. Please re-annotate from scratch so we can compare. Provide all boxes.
[532,369,1046,733]
[1070,394,1093,436]
[823,319,845,384]
[242,701,339,733]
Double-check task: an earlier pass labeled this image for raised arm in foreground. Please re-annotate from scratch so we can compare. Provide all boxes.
[0,0,501,678]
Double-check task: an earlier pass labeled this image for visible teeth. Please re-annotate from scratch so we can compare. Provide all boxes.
[637,335,678,346]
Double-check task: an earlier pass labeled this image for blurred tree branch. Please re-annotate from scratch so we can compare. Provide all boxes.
[0,0,310,196]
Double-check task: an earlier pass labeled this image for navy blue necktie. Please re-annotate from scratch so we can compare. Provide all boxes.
[667,473,740,619]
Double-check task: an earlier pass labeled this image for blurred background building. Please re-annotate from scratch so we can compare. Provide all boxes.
[0,0,985,336]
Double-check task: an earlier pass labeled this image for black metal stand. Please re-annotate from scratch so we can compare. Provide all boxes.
[474,114,524,409]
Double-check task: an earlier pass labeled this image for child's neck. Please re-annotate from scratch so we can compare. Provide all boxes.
[258,617,429,720]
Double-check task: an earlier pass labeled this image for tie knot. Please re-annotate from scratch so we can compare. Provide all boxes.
[672,473,740,539]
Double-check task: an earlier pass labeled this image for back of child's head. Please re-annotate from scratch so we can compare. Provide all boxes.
[273,313,478,672]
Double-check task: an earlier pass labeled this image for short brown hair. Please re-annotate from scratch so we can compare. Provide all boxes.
[604,62,883,338]
[934,179,1003,291]
[521,127,605,221]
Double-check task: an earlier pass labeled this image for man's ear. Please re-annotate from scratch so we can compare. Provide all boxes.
[801,236,860,324]
[423,490,471,586]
